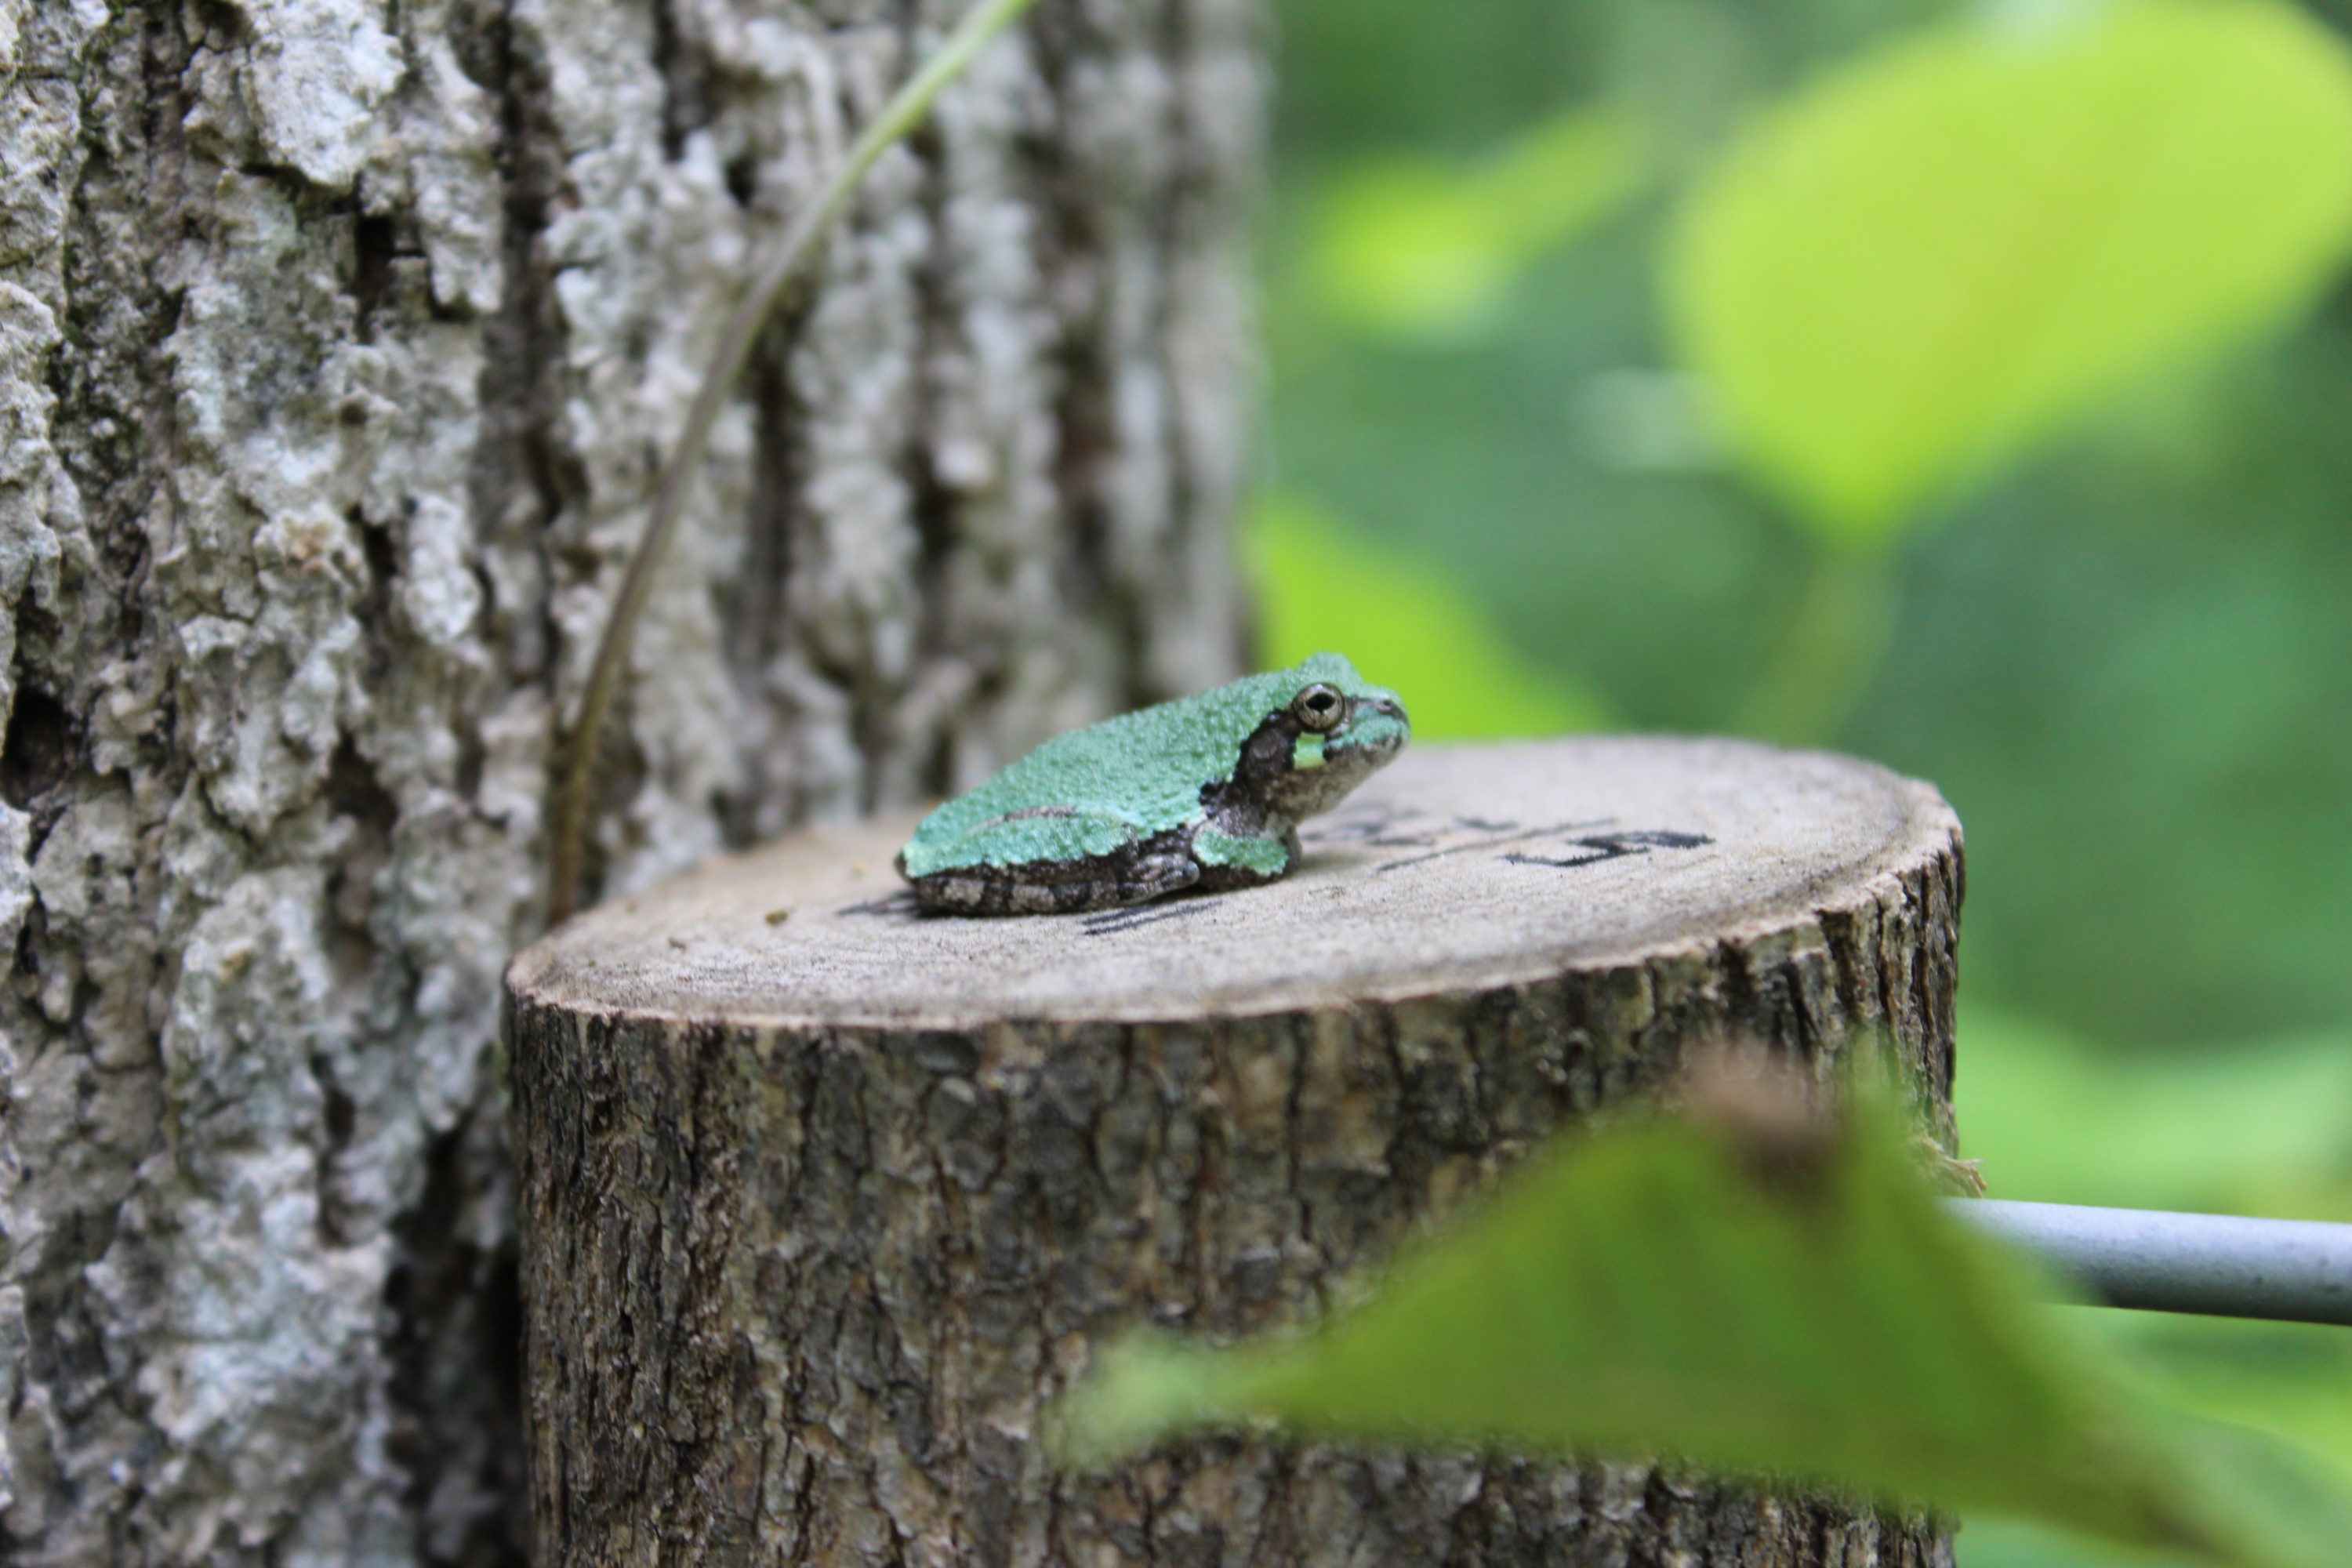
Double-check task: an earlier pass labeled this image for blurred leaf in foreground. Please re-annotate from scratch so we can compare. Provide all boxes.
[1671,0,2352,549]
[1053,1060,2352,1568]
[1248,489,1609,739]
[1308,107,1644,342]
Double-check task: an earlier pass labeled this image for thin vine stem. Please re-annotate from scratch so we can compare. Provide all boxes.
[1733,543,1900,746]
[547,0,1047,926]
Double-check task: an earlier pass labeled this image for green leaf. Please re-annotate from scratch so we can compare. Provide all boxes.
[1670,0,2352,548]
[1054,1091,2352,1568]
[1955,1010,2352,1221]
[1310,107,1644,341]
[1247,490,1609,739]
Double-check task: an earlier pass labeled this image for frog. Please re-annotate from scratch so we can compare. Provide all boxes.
[895,652,1410,914]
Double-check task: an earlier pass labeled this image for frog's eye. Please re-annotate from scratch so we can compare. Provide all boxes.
[1291,683,1345,732]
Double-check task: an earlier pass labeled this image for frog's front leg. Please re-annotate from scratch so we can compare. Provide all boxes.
[1188,821,1301,892]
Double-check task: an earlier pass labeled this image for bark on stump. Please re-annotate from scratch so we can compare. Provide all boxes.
[504,736,1966,1567]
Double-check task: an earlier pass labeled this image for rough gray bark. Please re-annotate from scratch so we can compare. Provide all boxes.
[506,738,1966,1566]
[0,0,1256,1559]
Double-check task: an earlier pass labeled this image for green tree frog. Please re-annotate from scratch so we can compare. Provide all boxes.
[896,652,1410,914]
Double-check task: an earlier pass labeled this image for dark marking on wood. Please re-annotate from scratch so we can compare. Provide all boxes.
[1501,829,1715,871]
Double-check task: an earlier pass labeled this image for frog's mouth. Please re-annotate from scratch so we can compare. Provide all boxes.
[1272,693,1409,817]
[1327,694,1409,762]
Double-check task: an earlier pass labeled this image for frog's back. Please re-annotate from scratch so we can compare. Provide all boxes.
[916,666,1300,847]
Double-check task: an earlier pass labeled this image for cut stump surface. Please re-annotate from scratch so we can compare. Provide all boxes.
[507,738,1965,1567]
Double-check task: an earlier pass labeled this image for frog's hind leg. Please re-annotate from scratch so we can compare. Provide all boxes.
[902,817,1199,915]
[1004,845,1200,914]
[907,852,1197,915]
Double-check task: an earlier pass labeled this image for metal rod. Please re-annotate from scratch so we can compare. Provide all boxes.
[1944,1198,2352,1327]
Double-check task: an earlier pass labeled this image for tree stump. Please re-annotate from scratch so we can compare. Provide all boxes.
[505,736,1965,1567]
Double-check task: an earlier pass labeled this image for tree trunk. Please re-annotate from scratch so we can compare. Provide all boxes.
[0,0,1256,1559]
[505,738,1965,1566]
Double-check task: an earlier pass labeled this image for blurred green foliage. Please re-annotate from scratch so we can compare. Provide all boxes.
[1306,107,1646,341]
[1955,1008,2352,1563]
[1248,491,1610,737]
[1671,0,2352,546]
[1957,1011,2352,1223]
[1261,0,2352,1047]
[1250,0,2352,1558]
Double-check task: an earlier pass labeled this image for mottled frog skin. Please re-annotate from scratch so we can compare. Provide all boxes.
[896,652,1410,914]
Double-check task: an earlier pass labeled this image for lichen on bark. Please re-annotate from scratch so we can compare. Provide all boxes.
[0,0,1257,1559]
